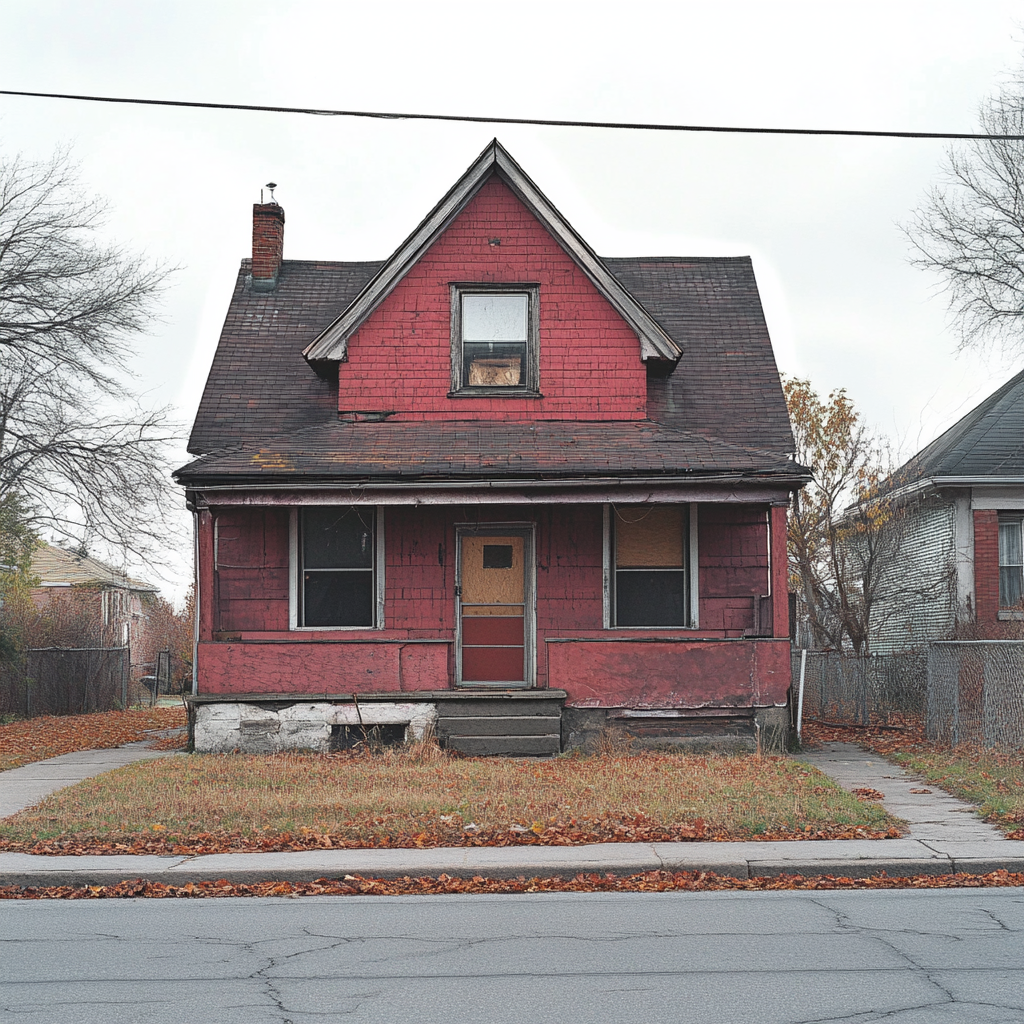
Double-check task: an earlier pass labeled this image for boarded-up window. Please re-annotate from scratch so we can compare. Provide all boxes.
[300,507,375,627]
[613,505,687,627]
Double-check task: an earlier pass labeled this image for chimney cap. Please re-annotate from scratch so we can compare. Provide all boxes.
[263,182,278,203]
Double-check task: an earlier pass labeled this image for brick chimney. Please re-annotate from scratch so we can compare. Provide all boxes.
[251,199,284,291]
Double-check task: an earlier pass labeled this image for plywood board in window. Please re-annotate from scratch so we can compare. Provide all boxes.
[461,535,524,605]
[615,506,684,567]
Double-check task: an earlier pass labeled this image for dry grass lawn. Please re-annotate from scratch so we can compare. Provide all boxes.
[0,747,900,850]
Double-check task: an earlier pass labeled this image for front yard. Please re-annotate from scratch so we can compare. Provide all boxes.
[0,745,900,853]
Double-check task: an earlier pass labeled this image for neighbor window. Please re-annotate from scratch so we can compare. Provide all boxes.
[999,515,1024,609]
[612,505,689,627]
[299,507,376,627]
[451,285,539,393]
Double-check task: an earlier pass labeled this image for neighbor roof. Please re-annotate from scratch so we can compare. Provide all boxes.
[892,367,1024,486]
[31,545,158,592]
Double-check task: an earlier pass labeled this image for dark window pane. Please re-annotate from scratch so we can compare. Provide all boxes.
[483,544,514,569]
[303,507,373,568]
[303,571,373,627]
[616,570,685,627]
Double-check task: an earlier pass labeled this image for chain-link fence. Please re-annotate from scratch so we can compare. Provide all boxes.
[926,641,1024,749]
[792,650,928,727]
[0,647,130,718]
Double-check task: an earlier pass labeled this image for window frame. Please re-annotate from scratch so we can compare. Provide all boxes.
[289,506,385,630]
[603,503,699,629]
[449,283,541,396]
[998,513,1024,616]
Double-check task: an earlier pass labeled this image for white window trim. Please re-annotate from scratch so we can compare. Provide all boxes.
[998,513,1024,612]
[289,506,385,631]
[602,502,698,629]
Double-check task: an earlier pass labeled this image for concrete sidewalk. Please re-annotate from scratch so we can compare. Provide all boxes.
[2,738,1023,887]
[0,742,171,819]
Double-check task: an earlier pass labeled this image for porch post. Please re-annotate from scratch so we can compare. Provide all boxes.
[198,508,215,642]
[770,504,789,638]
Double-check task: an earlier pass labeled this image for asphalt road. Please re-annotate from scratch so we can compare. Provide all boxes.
[3,888,1023,1023]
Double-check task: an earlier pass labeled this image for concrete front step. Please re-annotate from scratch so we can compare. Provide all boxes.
[442,734,562,757]
[438,715,562,738]
[438,696,565,718]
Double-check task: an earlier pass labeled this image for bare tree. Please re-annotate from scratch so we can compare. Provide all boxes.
[906,69,1024,355]
[785,378,950,654]
[0,148,180,564]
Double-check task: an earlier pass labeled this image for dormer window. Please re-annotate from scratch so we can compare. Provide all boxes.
[450,284,539,395]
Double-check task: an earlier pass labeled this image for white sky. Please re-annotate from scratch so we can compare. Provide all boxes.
[3,0,1024,603]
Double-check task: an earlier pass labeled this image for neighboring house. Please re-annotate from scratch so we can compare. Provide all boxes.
[869,368,1024,653]
[175,140,809,754]
[29,543,160,678]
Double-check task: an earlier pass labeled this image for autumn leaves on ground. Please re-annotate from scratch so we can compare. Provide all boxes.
[0,707,187,772]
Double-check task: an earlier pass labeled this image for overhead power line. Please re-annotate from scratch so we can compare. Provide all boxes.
[2,87,1022,141]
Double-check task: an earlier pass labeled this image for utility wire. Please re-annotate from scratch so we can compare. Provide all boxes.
[2,87,1023,141]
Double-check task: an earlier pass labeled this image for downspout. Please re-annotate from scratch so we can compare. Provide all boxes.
[192,511,199,696]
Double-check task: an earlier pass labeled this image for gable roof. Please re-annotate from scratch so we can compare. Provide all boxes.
[184,255,795,462]
[892,367,1024,487]
[31,544,158,593]
[302,140,681,365]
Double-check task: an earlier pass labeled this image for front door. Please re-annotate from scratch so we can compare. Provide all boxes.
[456,528,533,687]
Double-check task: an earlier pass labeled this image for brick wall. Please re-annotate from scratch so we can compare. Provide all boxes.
[974,509,1000,622]
[337,177,648,421]
[252,203,285,284]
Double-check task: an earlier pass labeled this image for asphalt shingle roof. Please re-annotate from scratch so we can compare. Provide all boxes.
[183,256,797,486]
[893,367,1024,484]
[178,419,802,485]
[31,545,158,592]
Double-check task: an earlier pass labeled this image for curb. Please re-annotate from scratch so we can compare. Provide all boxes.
[4,839,1024,887]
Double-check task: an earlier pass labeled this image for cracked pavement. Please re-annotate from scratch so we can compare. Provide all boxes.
[3,888,1023,1023]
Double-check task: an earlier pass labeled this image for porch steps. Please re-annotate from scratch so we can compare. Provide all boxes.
[435,692,565,757]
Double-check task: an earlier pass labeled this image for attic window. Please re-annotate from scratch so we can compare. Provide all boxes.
[450,285,539,395]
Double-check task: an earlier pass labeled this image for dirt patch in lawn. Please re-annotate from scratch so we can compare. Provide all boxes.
[803,718,1024,838]
[0,747,902,853]
[0,708,187,772]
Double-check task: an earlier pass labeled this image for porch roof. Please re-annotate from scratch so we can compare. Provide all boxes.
[175,419,806,487]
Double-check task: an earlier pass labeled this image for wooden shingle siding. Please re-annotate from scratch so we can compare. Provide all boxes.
[336,178,647,422]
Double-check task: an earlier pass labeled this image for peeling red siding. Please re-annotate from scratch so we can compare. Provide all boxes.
[198,641,450,694]
[698,504,769,632]
[549,638,791,707]
[337,178,647,421]
[215,509,290,632]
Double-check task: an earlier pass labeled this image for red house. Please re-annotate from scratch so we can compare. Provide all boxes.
[176,141,808,755]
